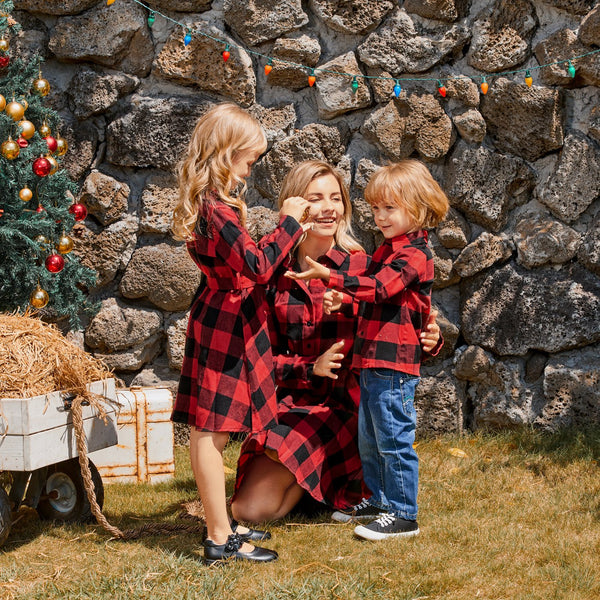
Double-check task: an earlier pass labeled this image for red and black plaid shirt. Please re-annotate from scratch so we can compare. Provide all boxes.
[328,230,433,376]
[172,198,303,433]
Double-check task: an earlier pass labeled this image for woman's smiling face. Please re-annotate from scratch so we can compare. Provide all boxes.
[304,173,345,239]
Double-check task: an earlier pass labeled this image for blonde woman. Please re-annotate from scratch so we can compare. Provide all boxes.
[231,161,441,523]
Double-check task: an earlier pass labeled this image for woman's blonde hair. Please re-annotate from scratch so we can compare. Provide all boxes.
[278,160,364,253]
[365,160,449,229]
[172,103,267,241]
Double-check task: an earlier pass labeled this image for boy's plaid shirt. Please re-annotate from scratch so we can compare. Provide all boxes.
[327,230,434,376]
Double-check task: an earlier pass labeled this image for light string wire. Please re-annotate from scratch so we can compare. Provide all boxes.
[115,0,600,90]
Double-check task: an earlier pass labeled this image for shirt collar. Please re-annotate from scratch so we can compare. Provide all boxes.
[387,229,428,250]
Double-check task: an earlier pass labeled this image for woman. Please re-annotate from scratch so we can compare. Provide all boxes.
[230,160,441,523]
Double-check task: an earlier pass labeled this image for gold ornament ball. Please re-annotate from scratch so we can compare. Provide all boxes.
[0,38,8,52]
[55,136,68,157]
[5,100,25,121]
[1,138,20,160]
[19,119,36,140]
[35,234,49,245]
[19,187,33,202]
[46,155,59,175]
[0,94,5,111]
[33,77,51,97]
[30,286,49,309]
[20,98,28,111]
[58,234,74,254]
[39,122,52,137]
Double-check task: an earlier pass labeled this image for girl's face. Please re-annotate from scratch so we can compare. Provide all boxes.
[232,148,261,179]
[371,201,415,239]
[304,174,345,240]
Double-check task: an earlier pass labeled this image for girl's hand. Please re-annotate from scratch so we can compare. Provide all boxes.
[324,289,344,314]
[284,256,331,282]
[280,196,310,225]
[420,308,440,353]
[313,341,346,379]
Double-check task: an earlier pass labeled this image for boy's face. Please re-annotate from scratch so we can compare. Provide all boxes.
[371,201,415,239]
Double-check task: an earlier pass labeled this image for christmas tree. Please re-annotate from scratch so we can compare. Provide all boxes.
[0,3,97,326]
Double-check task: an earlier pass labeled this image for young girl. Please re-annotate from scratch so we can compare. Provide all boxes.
[171,103,309,564]
[286,160,448,541]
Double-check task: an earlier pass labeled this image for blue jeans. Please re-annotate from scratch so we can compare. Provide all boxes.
[358,368,419,520]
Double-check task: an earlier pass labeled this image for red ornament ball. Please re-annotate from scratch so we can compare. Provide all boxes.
[17,136,28,148]
[36,205,45,213]
[33,157,52,177]
[45,253,65,273]
[0,56,9,68]
[69,202,87,221]
[45,135,58,153]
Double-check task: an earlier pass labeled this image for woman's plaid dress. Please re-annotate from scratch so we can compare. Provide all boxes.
[234,247,372,508]
[172,198,303,433]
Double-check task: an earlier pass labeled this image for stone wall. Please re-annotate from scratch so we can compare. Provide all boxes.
[13,0,600,436]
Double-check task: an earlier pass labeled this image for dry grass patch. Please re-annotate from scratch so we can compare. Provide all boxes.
[1,429,598,600]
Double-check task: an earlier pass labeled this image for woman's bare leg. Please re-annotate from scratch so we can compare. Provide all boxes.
[190,428,253,550]
[231,453,305,523]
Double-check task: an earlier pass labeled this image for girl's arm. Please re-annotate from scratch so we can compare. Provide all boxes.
[209,202,306,284]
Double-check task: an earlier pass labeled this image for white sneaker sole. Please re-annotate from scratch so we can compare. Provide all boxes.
[353,524,420,541]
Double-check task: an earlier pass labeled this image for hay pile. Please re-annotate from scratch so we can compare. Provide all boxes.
[0,313,113,398]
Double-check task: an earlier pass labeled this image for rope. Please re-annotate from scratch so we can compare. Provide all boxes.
[70,394,204,541]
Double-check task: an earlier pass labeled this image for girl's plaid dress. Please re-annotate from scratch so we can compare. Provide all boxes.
[172,197,303,433]
[234,247,372,508]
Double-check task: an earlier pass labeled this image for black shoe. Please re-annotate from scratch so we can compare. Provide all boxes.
[231,519,271,541]
[354,513,419,541]
[203,533,278,565]
[331,498,384,523]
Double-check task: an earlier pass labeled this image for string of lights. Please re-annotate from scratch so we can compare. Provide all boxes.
[107,0,600,97]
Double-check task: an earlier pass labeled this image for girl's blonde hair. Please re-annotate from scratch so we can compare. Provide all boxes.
[278,160,364,253]
[365,160,449,229]
[172,103,267,241]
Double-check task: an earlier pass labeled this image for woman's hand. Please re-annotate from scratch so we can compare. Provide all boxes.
[313,341,345,379]
[280,196,311,226]
[323,289,344,314]
[284,256,331,282]
[420,308,440,353]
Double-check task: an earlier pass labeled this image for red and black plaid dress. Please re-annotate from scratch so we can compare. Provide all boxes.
[234,247,372,509]
[172,197,303,433]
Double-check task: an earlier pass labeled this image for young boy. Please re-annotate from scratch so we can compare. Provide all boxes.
[285,160,448,540]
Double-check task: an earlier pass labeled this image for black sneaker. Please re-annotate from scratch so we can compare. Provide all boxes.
[354,513,419,540]
[331,498,384,523]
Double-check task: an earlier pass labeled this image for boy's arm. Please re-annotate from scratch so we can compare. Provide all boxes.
[328,248,427,303]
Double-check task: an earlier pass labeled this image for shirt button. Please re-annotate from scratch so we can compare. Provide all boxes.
[306,321,313,326]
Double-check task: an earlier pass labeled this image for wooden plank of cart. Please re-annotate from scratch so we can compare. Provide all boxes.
[0,378,118,547]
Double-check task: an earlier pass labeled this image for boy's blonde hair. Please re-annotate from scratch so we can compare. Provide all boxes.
[365,160,449,229]
[172,103,267,241]
[278,160,364,253]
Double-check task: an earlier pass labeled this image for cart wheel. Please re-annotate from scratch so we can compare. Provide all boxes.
[36,458,104,524]
[0,487,11,547]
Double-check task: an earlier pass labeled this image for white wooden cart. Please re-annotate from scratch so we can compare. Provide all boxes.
[0,379,118,547]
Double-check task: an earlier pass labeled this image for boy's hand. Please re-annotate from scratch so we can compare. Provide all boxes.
[420,309,440,352]
[324,289,344,314]
[280,196,311,227]
[284,256,331,282]
[313,341,345,379]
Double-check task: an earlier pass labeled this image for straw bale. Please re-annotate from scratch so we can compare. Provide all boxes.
[0,313,113,398]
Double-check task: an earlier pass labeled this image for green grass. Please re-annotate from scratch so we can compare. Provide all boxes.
[1,429,599,600]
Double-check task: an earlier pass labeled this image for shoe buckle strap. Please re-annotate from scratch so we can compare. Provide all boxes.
[223,533,242,555]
